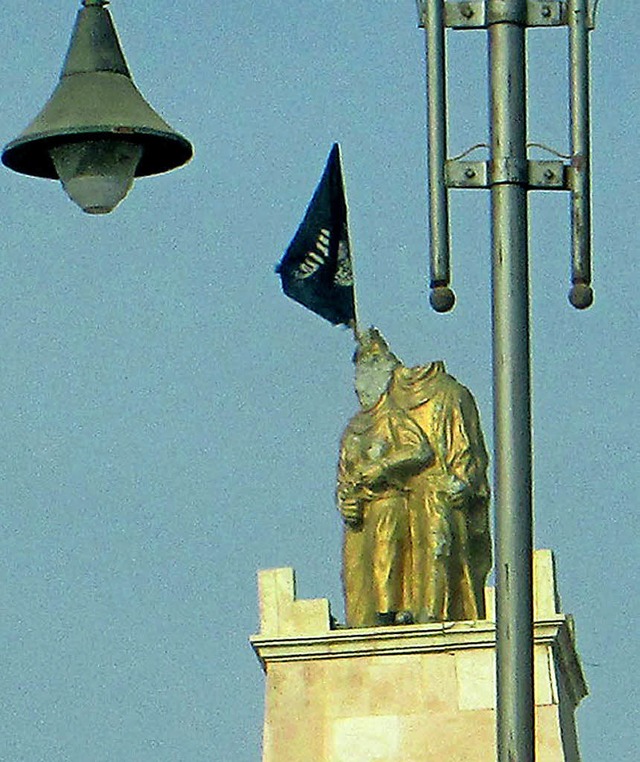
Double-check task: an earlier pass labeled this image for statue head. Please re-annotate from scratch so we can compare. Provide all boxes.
[353,327,401,409]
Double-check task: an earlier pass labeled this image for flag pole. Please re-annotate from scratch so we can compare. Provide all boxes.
[335,142,362,340]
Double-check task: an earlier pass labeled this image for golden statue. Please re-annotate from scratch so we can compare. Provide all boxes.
[337,328,491,627]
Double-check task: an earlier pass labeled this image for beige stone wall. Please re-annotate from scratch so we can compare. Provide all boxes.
[251,551,587,762]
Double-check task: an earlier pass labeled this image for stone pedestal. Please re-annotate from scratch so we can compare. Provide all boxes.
[251,550,587,762]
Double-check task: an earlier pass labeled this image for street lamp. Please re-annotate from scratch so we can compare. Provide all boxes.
[2,0,193,214]
[417,1,595,760]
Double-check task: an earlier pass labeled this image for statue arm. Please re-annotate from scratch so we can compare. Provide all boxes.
[354,409,433,488]
[442,386,492,578]
[376,421,433,483]
[442,387,490,505]
[336,436,368,527]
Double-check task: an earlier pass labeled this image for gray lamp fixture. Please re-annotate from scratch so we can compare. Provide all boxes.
[2,0,193,214]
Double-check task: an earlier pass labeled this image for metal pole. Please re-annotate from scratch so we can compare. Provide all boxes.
[489,1,535,760]
[424,0,454,313]
[568,0,594,308]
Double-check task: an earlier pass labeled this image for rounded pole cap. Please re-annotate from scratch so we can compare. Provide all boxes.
[568,282,594,310]
[430,285,456,313]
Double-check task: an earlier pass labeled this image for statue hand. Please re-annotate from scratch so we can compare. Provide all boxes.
[357,461,388,487]
[437,476,470,508]
[445,491,467,509]
[340,498,364,528]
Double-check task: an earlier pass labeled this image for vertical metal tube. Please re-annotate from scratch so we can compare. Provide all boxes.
[488,1,535,760]
[568,0,594,309]
[425,0,454,312]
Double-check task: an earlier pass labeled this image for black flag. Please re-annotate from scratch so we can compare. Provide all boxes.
[276,144,356,326]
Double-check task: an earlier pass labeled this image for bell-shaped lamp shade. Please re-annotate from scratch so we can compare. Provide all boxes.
[50,139,143,214]
[2,1,193,214]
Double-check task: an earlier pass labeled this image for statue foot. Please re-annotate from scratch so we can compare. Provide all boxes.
[374,611,397,626]
[394,610,414,625]
[374,610,415,626]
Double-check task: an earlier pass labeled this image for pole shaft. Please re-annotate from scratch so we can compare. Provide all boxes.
[425,0,450,287]
[489,2,535,761]
[569,0,592,285]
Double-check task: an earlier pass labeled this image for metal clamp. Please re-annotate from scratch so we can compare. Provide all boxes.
[418,1,567,29]
[446,159,488,188]
[445,159,569,189]
[528,160,568,189]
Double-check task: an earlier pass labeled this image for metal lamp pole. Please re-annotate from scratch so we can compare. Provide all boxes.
[489,2,535,758]
[417,1,595,760]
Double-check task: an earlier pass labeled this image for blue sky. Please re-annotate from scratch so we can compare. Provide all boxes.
[0,2,637,760]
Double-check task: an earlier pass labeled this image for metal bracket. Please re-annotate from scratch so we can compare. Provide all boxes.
[418,1,567,30]
[528,160,567,189]
[446,1,486,28]
[445,159,569,189]
[445,159,488,187]
[526,1,565,27]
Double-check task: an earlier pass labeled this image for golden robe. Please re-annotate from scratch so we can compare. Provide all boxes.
[339,361,491,626]
[337,393,433,626]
